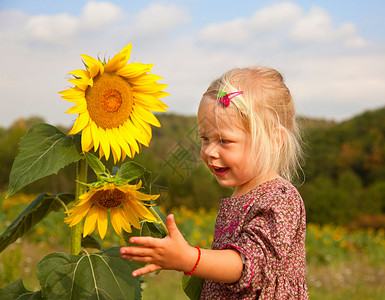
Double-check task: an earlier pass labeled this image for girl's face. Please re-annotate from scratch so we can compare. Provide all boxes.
[198,96,263,197]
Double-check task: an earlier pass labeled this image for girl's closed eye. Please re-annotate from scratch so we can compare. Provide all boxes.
[219,138,231,144]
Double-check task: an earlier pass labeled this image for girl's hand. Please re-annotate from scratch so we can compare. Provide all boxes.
[120,214,197,277]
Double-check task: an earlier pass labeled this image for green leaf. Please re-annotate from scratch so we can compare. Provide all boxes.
[141,221,167,239]
[119,161,146,182]
[7,123,83,198]
[36,247,142,300]
[151,206,167,224]
[0,279,43,300]
[84,152,106,176]
[140,170,153,194]
[182,275,204,300]
[0,193,74,253]
[81,235,105,251]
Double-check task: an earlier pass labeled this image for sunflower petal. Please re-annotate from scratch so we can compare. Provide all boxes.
[133,96,168,112]
[64,201,93,226]
[97,207,108,239]
[125,119,149,148]
[132,83,168,93]
[83,205,101,237]
[80,54,104,77]
[129,74,163,86]
[121,215,132,234]
[152,91,170,99]
[68,69,90,79]
[106,129,122,163]
[133,92,168,109]
[65,101,87,114]
[98,128,111,161]
[135,190,159,201]
[59,87,86,103]
[59,87,84,98]
[110,208,123,237]
[98,144,105,160]
[123,204,141,229]
[112,127,132,159]
[130,201,156,221]
[119,123,140,153]
[68,77,93,90]
[131,111,152,141]
[90,122,100,151]
[121,151,127,161]
[81,124,94,152]
[116,63,153,78]
[132,105,161,127]
[68,111,90,135]
[105,43,132,72]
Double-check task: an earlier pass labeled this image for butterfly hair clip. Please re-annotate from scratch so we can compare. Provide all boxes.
[218,90,243,106]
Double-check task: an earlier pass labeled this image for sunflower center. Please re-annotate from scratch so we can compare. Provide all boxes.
[92,188,126,209]
[102,90,122,112]
[85,72,133,129]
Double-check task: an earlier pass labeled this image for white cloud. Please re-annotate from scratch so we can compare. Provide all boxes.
[135,4,190,35]
[81,1,121,29]
[250,2,302,31]
[25,13,78,43]
[289,7,365,47]
[199,18,250,44]
[22,1,121,44]
[199,2,302,44]
[199,2,365,50]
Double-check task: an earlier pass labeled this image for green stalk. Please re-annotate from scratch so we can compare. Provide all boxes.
[148,206,169,235]
[70,158,88,255]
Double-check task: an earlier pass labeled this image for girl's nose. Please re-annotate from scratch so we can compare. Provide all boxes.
[202,142,219,158]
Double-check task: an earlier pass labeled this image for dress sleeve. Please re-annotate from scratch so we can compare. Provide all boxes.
[221,188,302,294]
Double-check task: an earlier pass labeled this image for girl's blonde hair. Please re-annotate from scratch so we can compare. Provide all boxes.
[203,66,303,183]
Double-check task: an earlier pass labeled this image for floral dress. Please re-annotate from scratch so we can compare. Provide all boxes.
[200,178,309,299]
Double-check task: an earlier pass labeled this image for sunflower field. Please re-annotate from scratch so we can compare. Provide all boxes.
[1,194,384,300]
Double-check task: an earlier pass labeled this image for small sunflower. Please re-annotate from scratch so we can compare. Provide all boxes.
[60,43,169,162]
[64,181,158,239]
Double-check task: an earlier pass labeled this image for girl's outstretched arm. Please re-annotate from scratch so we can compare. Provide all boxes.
[120,214,243,283]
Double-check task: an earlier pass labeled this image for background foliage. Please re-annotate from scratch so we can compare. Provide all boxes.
[2,108,384,226]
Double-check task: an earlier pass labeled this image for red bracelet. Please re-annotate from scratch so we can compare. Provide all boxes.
[184,246,201,276]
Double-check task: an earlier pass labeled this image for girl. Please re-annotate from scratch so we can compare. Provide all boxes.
[120,66,309,299]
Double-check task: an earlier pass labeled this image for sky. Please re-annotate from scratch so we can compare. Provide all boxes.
[1,0,384,128]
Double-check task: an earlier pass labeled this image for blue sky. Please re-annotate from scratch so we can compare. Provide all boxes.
[1,0,384,127]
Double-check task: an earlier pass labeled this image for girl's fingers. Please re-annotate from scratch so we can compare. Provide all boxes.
[165,214,182,239]
[126,255,153,263]
[128,236,158,247]
[120,246,153,257]
[132,264,161,277]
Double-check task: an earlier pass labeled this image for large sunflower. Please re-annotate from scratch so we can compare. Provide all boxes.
[60,43,168,162]
[64,181,158,239]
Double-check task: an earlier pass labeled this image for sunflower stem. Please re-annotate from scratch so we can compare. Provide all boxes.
[71,158,88,255]
[55,197,69,214]
[148,206,169,235]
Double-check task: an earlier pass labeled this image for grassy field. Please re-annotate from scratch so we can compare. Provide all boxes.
[1,194,385,299]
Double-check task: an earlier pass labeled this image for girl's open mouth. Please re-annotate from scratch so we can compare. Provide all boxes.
[213,167,229,176]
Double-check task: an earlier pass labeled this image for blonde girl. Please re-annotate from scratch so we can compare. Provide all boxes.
[120,66,309,299]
